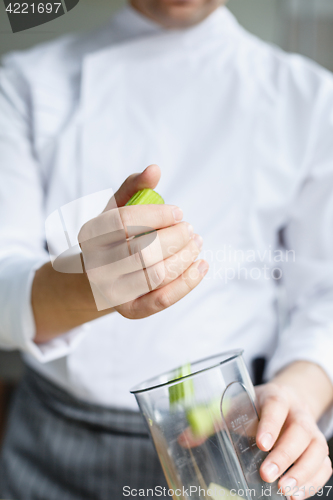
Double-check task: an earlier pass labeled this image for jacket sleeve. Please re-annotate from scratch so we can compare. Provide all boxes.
[265,75,333,438]
[0,53,86,362]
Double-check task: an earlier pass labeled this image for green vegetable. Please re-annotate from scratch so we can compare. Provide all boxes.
[169,363,194,406]
[126,188,165,238]
[208,483,244,500]
[186,397,225,438]
[126,188,164,206]
[169,362,229,438]
[186,406,215,437]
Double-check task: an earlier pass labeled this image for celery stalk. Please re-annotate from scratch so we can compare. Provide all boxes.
[208,483,244,500]
[126,188,164,206]
[169,363,194,406]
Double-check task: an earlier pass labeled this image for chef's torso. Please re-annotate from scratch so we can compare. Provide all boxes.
[16,6,330,408]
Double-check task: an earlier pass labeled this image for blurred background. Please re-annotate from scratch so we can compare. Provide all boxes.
[1,0,333,468]
[1,0,333,68]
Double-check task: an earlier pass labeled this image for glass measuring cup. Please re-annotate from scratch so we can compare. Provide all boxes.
[131,350,285,500]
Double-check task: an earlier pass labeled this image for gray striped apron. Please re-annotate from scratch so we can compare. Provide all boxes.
[0,366,167,499]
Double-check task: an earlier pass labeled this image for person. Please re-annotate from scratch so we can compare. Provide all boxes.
[0,0,333,498]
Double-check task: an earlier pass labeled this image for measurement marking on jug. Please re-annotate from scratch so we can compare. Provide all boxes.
[230,414,249,430]
[223,384,285,498]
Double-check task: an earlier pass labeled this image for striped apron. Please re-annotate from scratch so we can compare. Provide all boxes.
[0,366,167,499]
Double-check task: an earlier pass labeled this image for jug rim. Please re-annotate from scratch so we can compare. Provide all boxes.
[130,349,244,394]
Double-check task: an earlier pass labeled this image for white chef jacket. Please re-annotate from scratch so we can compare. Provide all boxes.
[1,5,333,435]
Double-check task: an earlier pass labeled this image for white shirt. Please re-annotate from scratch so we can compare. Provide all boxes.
[1,5,333,435]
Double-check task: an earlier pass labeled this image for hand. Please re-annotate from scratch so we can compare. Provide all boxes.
[256,382,332,499]
[78,164,208,317]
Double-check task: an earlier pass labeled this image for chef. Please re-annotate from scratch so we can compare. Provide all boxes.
[0,0,333,498]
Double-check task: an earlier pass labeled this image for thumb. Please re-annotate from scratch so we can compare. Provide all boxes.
[105,164,161,210]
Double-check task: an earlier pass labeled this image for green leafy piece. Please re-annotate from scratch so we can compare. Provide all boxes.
[208,483,244,500]
[186,396,231,438]
[169,363,194,406]
[186,406,215,437]
[126,188,164,206]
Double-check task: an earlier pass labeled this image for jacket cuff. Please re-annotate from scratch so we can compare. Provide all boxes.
[0,255,87,363]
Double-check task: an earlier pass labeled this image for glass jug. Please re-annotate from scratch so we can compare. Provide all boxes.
[131,350,284,500]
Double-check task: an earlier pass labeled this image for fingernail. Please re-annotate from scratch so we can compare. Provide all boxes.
[193,234,203,250]
[172,207,183,222]
[262,462,279,481]
[261,433,273,451]
[281,478,297,493]
[197,260,209,276]
[187,224,194,237]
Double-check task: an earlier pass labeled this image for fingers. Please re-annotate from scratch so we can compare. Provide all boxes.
[82,221,195,274]
[126,258,209,319]
[255,383,331,500]
[107,164,161,209]
[291,456,332,500]
[129,222,195,267]
[278,436,331,497]
[87,234,203,308]
[154,235,203,288]
[121,205,184,238]
[256,387,290,453]
[79,204,183,246]
[260,414,314,483]
[282,456,333,500]
[257,384,330,490]
[95,261,154,308]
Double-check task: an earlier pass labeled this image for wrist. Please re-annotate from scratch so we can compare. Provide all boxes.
[271,361,333,422]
